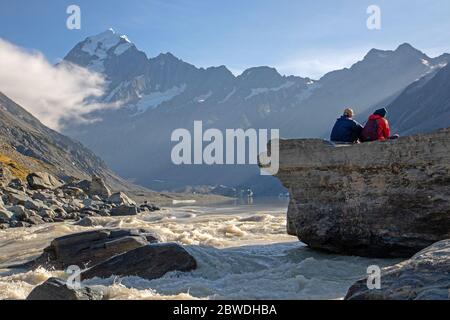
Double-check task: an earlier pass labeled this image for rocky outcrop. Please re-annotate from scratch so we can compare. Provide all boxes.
[110,204,138,216]
[27,278,103,300]
[271,128,450,258]
[345,240,450,300]
[0,92,136,192]
[26,172,63,190]
[17,229,158,270]
[0,174,160,229]
[82,243,197,281]
[88,175,111,199]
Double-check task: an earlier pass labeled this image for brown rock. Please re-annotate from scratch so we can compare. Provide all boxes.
[27,278,103,300]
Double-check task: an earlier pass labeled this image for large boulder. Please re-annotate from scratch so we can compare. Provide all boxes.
[7,190,30,206]
[89,175,111,199]
[82,243,197,281]
[16,229,158,270]
[0,209,12,222]
[345,240,450,300]
[110,204,138,216]
[27,172,63,190]
[27,278,103,300]
[269,128,450,258]
[108,192,136,206]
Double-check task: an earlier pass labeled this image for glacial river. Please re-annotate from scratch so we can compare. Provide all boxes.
[0,199,396,300]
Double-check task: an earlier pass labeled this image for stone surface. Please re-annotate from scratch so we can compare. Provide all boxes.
[9,205,29,221]
[89,175,111,199]
[108,192,136,206]
[27,172,63,190]
[82,243,197,281]
[27,277,103,300]
[18,229,154,269]
[7,191,29,206]
[0,209,12,222]
[8,178,25,190]
[345,239,450,300]
[110,204,138,216]
[74,216,101,227]
[270,128,450,258]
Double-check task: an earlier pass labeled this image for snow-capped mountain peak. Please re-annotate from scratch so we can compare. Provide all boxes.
[64,29,136,73]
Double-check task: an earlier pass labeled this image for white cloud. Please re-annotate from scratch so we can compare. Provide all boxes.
[275,48,371,80]
[0,38,120,130]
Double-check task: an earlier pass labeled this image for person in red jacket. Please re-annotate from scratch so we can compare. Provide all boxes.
[360,108,398,142]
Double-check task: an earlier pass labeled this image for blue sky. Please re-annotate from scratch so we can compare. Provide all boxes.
[1,0,449,78]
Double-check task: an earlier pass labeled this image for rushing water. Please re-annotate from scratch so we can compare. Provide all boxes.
[0,199,396,300]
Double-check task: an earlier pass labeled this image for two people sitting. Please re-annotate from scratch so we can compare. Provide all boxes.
[330,107,399,144]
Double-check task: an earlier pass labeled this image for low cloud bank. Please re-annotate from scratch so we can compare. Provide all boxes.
[0,38,119,130]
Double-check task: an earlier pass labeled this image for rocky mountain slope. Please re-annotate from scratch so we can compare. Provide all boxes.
[61,30,450,192]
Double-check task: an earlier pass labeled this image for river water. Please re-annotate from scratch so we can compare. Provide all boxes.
[0,199,396,300]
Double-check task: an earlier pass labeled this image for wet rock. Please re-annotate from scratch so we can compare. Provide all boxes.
[19,229,154,270]
[27,278,103,300]
[346,240,450,300]
[271,129,450,258]
[82,243,197,281]
[89,176,111,199]
[110,205,138,216]
[108,192,136,206]
[27,172,63,190]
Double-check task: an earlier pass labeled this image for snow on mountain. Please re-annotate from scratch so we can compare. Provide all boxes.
[133,84,187,114]
[70,29,134,72]
[60,31,450,193]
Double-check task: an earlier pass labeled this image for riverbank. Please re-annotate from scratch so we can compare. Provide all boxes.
[0,202,397,300]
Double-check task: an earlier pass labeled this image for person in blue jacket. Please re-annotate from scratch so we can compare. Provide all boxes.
[330,108,363,143]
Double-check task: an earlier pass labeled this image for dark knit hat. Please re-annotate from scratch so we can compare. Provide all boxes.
[374,108,387,118]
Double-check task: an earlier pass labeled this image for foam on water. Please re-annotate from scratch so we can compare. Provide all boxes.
[0,202,398,300]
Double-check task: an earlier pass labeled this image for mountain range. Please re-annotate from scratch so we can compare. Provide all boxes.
[0,91,130,189]
[59,29,450,194]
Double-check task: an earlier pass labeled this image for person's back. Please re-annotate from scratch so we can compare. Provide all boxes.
[330,108,363,143]
[360,108,391,142]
